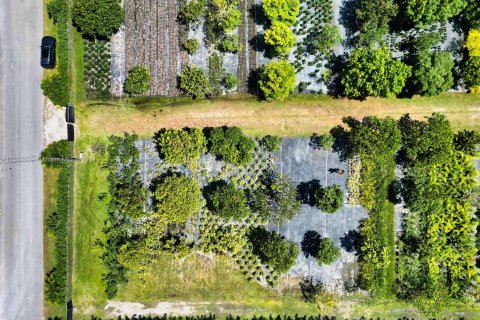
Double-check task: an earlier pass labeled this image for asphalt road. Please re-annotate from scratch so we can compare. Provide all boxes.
[0,0,44,319]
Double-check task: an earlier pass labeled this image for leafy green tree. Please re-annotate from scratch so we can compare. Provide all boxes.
[259,60,296,101]
[316,237,341,265]
[464,0,480,29]
[349,116,401,158]
[40,140,71,168]
[314,185,344,213]
[124,66,151,95]
[154,128,206,166]
[178,0,206,26]
[209,0,241,32]
[206,183,250,221]
[263,0,300,26]
[454,130,480,156]
[41,74,69,106]
[182,38,200,54]
[179,65,210,98]
[153,174,202,226]
[405,0,466,26]
[260,135,282,152]
[264,22,296,56]
[461,57,480,92]
[249,227,299,273]
[355,0,398,43]
[399,113,454,165]
[310,24,342,55]
[412,51,454,96]
[206,126,256,165]
[224,73,238,89]
[72,0,123,39]
[341,47,411,98]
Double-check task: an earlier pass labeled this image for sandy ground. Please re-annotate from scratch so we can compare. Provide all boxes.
[104,301,206,318]
[43,96,67,146]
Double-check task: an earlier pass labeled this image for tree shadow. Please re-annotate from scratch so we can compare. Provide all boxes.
[250,4,269,27]
[299,276,323,303]
[297,180,320,206]
[340,230,361,254]
[247,69,259,96]
[301,230,322,258]
[339,0,359,44]
[329,125,351,161]
[324,53,347,97]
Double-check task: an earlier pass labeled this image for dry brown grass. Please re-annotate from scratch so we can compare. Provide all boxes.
[78,94,480,137]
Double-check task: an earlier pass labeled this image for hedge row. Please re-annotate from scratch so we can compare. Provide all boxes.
[42,0,70,105]
[45,159,72,303]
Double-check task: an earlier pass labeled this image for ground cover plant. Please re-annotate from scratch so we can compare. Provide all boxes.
[83,39,112,100]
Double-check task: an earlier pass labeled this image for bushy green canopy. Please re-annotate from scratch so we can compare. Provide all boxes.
[341,47,411,98]
[124,66,151,95]
[314,185,344,213]
[73,0,123,39]
[153,174,202,225]
[355,0,398,43]
[263,0,300,26]
[154,128,206,166]
[405,0,466,26]
[259,60,296,101]
[206,126,255,165]
[205,183,250,221]
[264,21,296,56]
[412,51,454,96]
[249,227,298,273]
[316,237,341,265]
[179,65,210,98]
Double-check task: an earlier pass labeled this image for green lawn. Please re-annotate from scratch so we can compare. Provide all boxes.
[73,136,109,317]
[78,93,480,138]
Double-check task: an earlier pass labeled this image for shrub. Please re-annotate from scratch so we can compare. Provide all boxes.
[179,65,210,98]
[224,73,238,90]
[124,66,151,95]
[218,34,239,53]
[153,128,206,166]
[263,0,300,26]
[72,0,123,39]
[183,38,200,54]
[249,227,298,273]
[206,126,255,165]
[178,0,206,26]
[41,74,69,106]
[205,183,250,221]
[40,140,71,168]
[355,0,398,44]
[259,60,296,101]
[309,133,334,150]
[453,130,480,156]
[260,135,282,152]
[341,47,411,98]
[310,24,342,55]
[264,21,296,56]
[208,53,225,96]
[267,173,302,222]
[462,57,480,91]
[314,185,344,213]
[412,51,454,96]
[316,237,341,265]
[465,29,480,57]
[153,173,202,226]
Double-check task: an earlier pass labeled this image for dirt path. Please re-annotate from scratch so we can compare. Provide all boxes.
[78,94,480,138]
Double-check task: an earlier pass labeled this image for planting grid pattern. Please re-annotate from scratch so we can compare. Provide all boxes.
[124,0,181,96]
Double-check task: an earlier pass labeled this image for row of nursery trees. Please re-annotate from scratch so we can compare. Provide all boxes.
[332,113,480,313]
[100,126,345,297]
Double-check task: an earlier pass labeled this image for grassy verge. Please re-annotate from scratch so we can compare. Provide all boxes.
[73,136,109,318]
[78,93,480,138]
[43,167,64,318]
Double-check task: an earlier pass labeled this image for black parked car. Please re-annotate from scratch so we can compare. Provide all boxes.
[41,36,56,68]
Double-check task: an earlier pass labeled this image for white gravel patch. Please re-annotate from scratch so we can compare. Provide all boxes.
[43,96,67,147]
[111,24,126,97]
[104,301,208,318]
